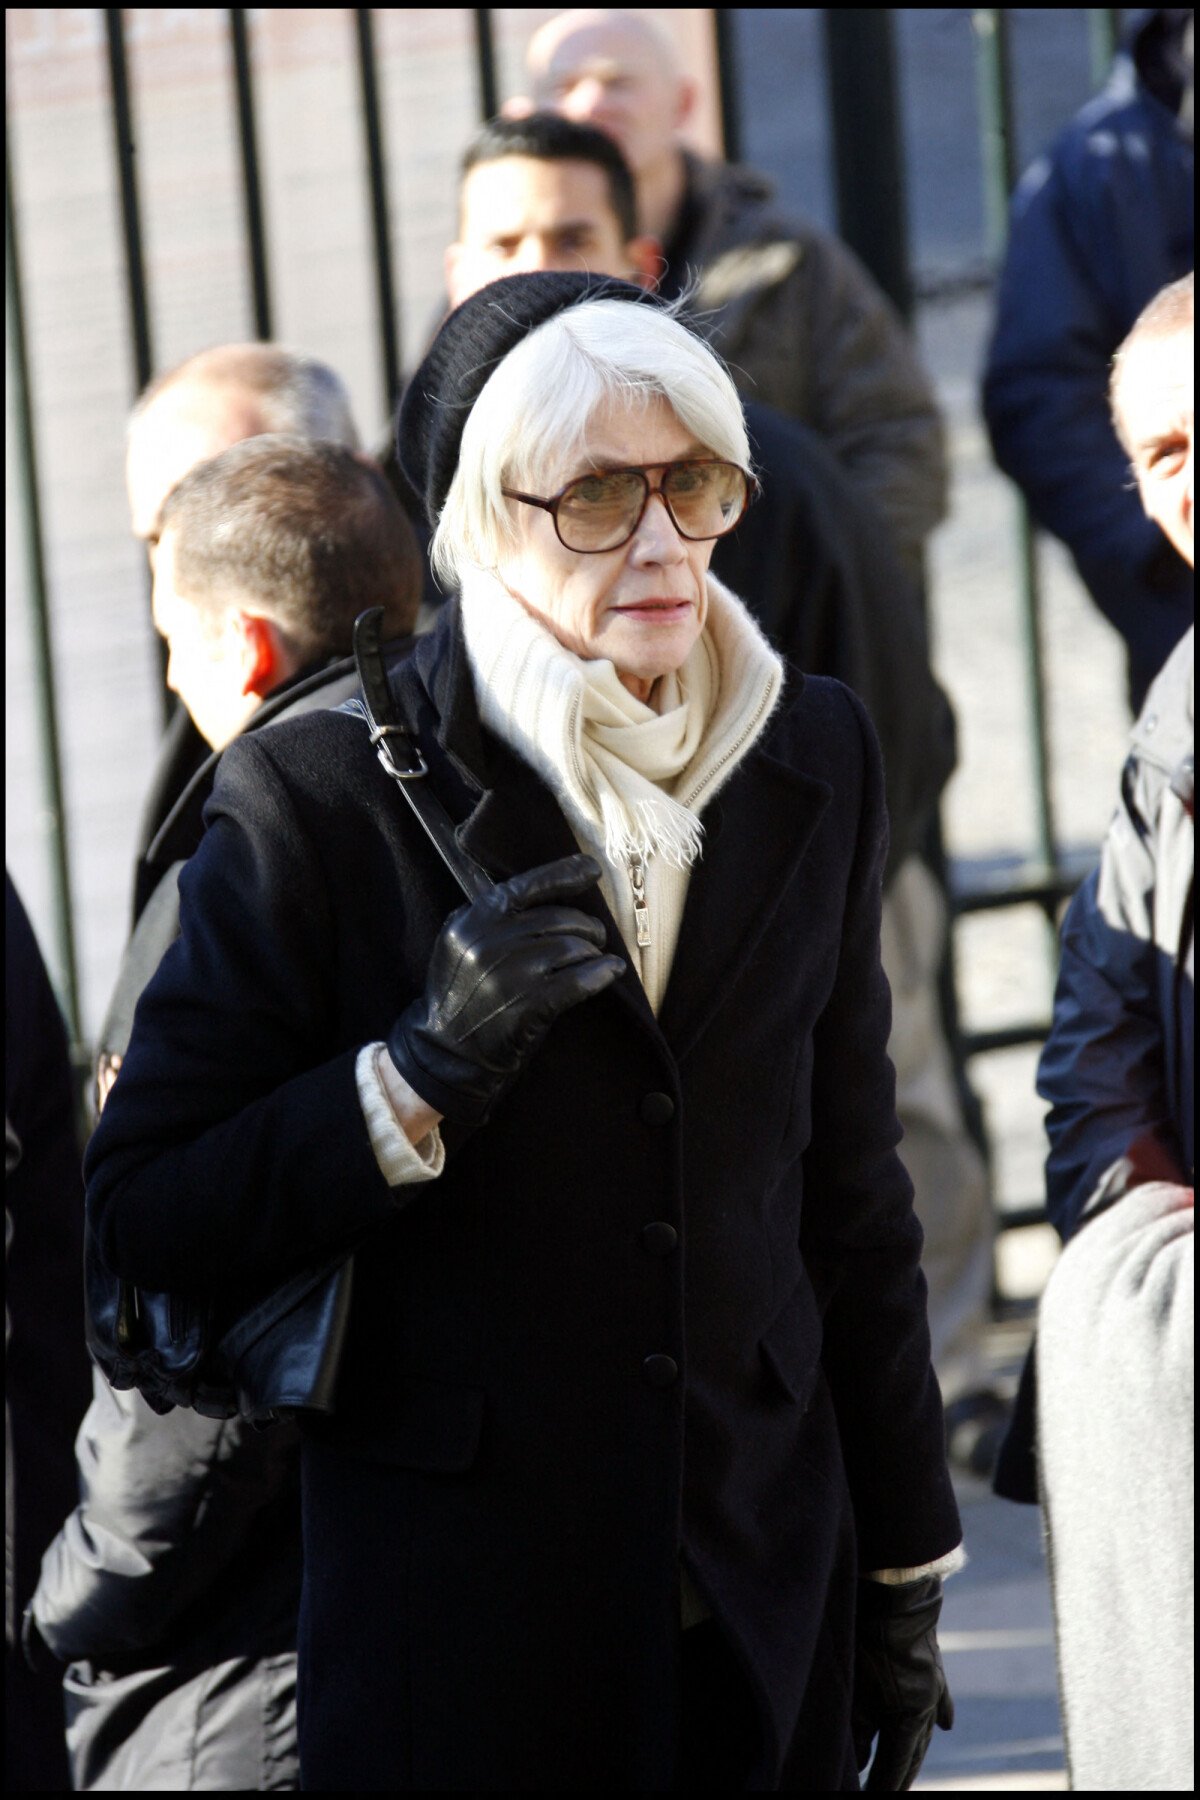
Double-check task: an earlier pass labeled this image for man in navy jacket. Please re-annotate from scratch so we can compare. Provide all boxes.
[983,7,1193,709]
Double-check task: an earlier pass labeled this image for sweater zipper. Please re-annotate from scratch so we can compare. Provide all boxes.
[676,676,779,813]
[628,852,652,947]
[564,689,653,949]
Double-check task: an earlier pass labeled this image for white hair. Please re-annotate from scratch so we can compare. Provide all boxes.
[430,297,750,588]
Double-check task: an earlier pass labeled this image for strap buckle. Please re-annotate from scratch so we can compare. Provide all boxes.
[370,723,428,780]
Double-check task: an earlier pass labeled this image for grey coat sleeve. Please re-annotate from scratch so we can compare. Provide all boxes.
[31,1367,299,1664]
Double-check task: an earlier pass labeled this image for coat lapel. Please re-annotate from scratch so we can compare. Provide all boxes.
[657,744,832,1061]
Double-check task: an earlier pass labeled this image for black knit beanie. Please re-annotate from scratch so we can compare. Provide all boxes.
[397,271,666,527]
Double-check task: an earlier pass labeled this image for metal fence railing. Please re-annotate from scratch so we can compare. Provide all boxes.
[6,7,1127,1225]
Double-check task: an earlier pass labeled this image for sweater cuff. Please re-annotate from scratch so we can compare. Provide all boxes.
[865,1542,966,1585]
[355,1043,445,1187]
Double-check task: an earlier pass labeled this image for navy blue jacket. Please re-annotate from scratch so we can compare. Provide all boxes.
[1038,626,1194,1240]
[85,603,959,1789]
[983,9,1194,707]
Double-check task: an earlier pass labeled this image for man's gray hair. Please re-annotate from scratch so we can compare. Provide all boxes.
[129,342,361,449]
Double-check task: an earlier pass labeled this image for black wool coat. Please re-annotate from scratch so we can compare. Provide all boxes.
[87,602,960,1791]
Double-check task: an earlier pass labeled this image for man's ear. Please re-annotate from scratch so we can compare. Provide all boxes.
[627,235,664,291]
[237,612,289,698]
[674,76,698,134]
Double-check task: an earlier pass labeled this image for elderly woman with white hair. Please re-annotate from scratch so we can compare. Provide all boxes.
[87,274,960,1792]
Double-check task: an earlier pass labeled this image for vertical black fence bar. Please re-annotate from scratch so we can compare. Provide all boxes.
[973,8,1058,878]
[104,7,171,725]
[230,9,272,339]
[354,9,402,420]
[474,9,499,122]
[5,121,82,1042]
[821,8,913,322]
[711,10,743,164]
[104,9,154,393]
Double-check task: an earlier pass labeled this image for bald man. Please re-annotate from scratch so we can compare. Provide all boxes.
[126,342,360,554]
[517,8,947,578]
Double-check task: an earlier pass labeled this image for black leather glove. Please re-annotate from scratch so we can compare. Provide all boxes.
[387,853,625,1128]
[852,1574,954,1791]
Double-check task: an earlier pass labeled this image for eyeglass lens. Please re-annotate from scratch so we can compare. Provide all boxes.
[556,464,747,551]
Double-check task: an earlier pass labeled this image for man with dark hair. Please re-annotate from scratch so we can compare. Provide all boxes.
[450,111,652,286]
[28,435,422,1792]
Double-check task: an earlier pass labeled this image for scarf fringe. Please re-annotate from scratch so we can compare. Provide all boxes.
[599,792,704,870]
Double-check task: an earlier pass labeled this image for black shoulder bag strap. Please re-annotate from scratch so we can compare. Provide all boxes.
[351,608,493,904]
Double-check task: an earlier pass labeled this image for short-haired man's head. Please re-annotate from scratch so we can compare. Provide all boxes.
[1110,272,1194,452]
[1109,272,1194,570]
[158,436,422,660]
[460,112,638,243]
[127,344,361,545]
[431,295,749,589]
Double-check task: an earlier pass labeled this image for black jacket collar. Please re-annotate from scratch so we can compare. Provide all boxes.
[138,652,391,909]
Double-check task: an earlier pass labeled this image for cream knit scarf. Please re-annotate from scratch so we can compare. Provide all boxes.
[459,564,784,986]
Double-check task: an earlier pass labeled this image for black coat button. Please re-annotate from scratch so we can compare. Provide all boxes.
[641,1222,678,1256]
[642,1354,678,1389]
[639,1091,676,1126]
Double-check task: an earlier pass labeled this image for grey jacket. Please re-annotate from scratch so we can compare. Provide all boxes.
[676,152,949,575]
[35,1377,302,1791]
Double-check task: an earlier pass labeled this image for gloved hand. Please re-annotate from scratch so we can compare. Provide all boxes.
[387,853,625,1128]
[852,1574,954,1791]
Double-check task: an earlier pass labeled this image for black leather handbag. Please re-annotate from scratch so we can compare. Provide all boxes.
[83,1238,357,1421]
[84,609,491,1424]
